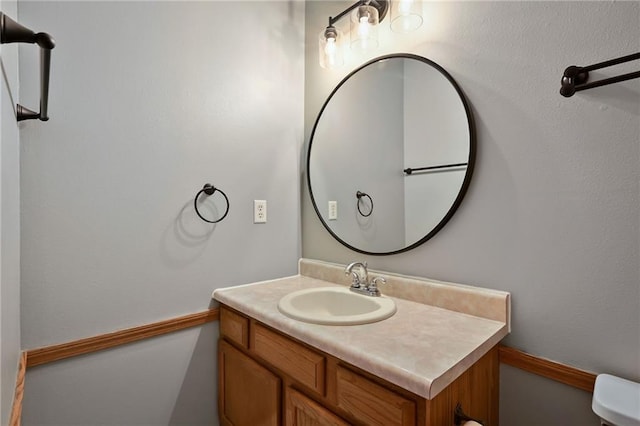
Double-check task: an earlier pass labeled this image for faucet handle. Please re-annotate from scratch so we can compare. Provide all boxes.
[371,276,386,286]
[367,276,386,296]
[348,271,362,288]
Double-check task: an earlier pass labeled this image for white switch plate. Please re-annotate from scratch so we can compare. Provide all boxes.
[254,200,267,223]
[328,201,337,220]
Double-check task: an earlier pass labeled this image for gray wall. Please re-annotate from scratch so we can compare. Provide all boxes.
[0,0,21,424]
[24,323,219,425]
[19,1,304,424]
[303,2,639,425]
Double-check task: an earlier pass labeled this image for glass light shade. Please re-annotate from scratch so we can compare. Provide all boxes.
[350,5,379,53]
[390,0,423,33]
[319,26,344,69]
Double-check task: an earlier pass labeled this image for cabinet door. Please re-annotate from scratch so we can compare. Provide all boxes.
[286,387,351,426]
[219,339,281,426]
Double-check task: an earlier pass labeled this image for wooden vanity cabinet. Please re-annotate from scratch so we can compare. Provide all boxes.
[218,305,499,426]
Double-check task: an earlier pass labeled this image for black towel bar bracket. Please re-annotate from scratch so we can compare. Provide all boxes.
[560,52,640,98]
[0,12,55,121]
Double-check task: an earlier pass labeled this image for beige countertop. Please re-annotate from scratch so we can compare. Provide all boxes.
[212,259,510,399]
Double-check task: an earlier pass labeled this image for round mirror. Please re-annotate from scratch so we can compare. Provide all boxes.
[307,54,476,255]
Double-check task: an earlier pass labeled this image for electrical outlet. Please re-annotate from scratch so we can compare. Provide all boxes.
[328,201,337,220]
[254,200,267,223]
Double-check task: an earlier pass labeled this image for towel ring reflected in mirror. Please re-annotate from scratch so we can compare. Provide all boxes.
[356,191,373,217]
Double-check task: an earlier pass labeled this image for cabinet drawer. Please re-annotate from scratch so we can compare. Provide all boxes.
[251,322,325,394]
[220,306,249,348]
[286,387,351,426]
[336,366,416,426]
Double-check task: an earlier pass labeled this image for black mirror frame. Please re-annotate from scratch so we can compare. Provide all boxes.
[307,53,477,256]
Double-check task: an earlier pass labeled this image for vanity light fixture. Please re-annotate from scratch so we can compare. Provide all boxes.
[319,25,344,69]
[350,4,381,53]
[320,0,388,69]
[390,0,423,33]
[319,0,422,69]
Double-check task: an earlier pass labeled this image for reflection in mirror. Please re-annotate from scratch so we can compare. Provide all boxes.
[308,54,475,255]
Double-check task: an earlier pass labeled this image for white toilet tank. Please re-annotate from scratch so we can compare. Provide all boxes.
[592,374,640,426]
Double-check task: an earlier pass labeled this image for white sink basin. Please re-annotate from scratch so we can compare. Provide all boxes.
[278,286,396,325]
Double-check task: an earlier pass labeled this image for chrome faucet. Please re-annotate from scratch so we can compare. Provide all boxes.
[344,261,385,297]
[345,261,368,288]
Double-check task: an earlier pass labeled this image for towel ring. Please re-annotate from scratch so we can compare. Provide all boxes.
[194,183,230,224]
[356,191,373,217]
